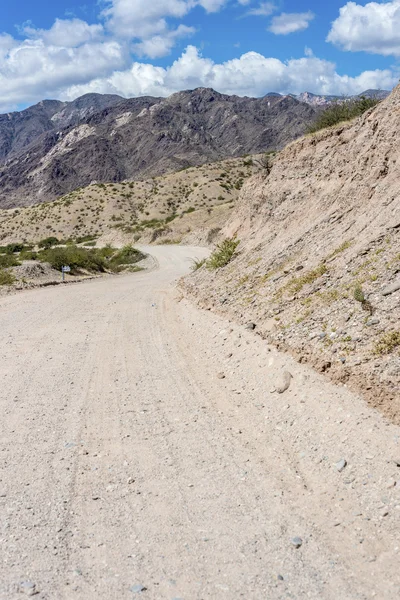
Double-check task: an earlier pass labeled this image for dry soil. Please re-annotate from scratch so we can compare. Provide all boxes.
[1,246,400,599]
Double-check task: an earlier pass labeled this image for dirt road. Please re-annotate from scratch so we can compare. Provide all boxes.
[1,246,400,600]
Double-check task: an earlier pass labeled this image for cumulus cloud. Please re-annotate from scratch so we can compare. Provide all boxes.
[327,1,400,55]
[102,0,192,39]
[0,2,397,112]
[269,11,315,35]
[99,0,235,57]
[23,19,104,47]
[0,33,126,110]
[133,24,195,58]
[59,46,398,103]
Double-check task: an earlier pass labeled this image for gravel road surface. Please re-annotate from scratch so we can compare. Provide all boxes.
[1,246,399,599]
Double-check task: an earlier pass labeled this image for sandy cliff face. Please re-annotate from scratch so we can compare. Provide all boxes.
[184,85,400,422]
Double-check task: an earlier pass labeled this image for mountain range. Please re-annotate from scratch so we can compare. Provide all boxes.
[0,88,318,208]
[0,87,388,208]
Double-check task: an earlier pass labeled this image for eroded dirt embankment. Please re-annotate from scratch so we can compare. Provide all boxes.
[182,85,400,424]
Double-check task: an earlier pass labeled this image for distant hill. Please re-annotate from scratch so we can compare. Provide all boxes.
[290,89,390,108]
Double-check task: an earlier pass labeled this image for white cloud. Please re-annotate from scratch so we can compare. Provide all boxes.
[23,19,104,47]
[99,0,231,58]
[102,0,193,39]
[197,0,229,11]
[0,36,125,110]
[269,11,315,35]
[245,2,277,17]
[0,3,397,112]
[59,46,398,103]
[327,1,400,55]
[133,24,195,58]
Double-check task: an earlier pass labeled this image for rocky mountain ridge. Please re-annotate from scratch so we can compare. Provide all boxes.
[0,94,125,164]
[290,89,390,108]
[0,88,317,208]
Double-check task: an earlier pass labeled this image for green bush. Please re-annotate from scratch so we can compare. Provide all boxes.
[353,284,366,304]
[0,269,15,286]
[19,251,38,261]
[98,245,115,259]
[38,236,60,250]
[5,243,25,254]
[39,245,107,273]
[207,238,240,270]
[109,245,145,269]
[0,254,20,268]
[307,97,380,134]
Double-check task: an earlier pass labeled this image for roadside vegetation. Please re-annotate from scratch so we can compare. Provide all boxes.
[190,257,207,271]
[0,238,146,285]
[0,269,15,286]
[207,238,240,270]
[307,97,380,134]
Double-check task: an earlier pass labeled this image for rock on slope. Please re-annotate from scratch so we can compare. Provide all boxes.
[0,88,317,208]
[184,84,400,422]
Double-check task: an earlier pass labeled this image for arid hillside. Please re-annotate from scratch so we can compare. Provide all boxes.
[183,85,400,422]
[0,155,262,246]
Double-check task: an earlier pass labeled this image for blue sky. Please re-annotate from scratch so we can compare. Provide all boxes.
[0,1,399,111]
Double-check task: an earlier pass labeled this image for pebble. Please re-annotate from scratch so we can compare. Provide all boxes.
[387,478,397,489]
[367,318,380,326]
[127,478,135,485]
[291,537,303,548]
[336,459,347,473]
[382,280,400,296]
[275,371,293,394]
[245,322,256,331]
[19,582,38,596]
[217,372,226,379]
[130,584,147,593]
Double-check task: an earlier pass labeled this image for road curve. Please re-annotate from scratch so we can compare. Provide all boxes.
[1,246,400,600]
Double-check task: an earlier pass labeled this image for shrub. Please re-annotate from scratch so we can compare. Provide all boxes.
[109,245,145,269]
[353,284,366,304]
[19,251,38,261]
[38,236,59,250]
[207,238,240,270]
[0,254,20,268]
[191,257,206,271]
[0,269,15,286]
[40,245,107,273]
[98,245,115,259]
[287,264,328,294]
[307,97,380,134]
[5,243,25,254]
[373,331,400,355]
